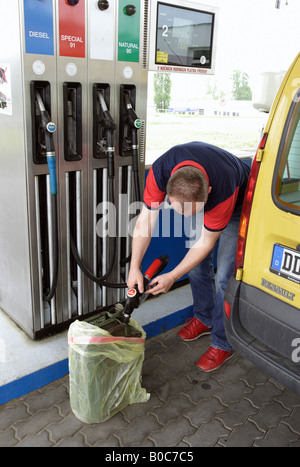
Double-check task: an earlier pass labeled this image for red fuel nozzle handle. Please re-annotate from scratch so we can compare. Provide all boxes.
[144,255,169,284]
[122,255,169,321]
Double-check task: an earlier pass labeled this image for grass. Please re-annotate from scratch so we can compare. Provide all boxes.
[145,113,267,165]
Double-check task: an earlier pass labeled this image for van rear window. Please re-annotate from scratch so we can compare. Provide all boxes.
[273,90,300,214]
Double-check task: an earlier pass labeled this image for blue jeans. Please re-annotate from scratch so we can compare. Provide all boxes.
[188,207,241,351]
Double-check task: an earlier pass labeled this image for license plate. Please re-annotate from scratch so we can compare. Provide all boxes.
[270,244,300,285]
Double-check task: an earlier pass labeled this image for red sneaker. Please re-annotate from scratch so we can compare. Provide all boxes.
[196,346,233,372]
[177,317,211,341]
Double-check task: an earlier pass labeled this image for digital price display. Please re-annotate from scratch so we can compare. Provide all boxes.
[150,1,217,74]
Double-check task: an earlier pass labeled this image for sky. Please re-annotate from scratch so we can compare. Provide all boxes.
[150,0,300,104]
[211,0,300,76]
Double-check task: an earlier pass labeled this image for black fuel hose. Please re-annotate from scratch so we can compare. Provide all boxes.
[70,177,127,288]
[70,234,127,289]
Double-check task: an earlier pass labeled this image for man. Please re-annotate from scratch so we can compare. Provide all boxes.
[127,142,250,372]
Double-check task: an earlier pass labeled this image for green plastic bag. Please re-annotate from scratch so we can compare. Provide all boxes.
[68,319,149,424]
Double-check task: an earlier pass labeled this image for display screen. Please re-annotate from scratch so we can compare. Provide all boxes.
[155,2,215,69]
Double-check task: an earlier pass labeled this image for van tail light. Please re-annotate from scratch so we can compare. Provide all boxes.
[224,300,231,319]
[234,133,268,274]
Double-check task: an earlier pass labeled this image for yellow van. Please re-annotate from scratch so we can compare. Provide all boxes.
[224,52,300,394]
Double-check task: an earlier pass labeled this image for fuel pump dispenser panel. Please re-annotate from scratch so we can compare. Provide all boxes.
[0,0,148,338]
[0,0,214,339]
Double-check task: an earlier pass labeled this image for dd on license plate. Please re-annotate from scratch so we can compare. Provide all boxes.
[270,244,300,284]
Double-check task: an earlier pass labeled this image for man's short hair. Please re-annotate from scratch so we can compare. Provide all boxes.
[166,166,208,205]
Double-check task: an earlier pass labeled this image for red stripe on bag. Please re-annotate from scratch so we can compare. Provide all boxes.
[69,336,145,344]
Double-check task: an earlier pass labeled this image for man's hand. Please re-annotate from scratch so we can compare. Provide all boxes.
[145,272,175,296]
[127,267,144,294]
[127,205,161,294]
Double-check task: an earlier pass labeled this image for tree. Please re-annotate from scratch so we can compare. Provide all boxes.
[206,79,225,100]
[153,73,172,111]
[231,70,252,100]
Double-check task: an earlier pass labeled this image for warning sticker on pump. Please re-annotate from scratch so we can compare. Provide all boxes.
[0,64,12,116]
[156,51,168,63]
[270,244,300,284]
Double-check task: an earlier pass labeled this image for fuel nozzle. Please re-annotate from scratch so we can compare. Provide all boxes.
[97,91,116,179]
[123,91,142,202]
[124,91,142,131]
[35,91,57,195]
[97,91,117,133]
[122,255,170,323]
[35,91,56,154]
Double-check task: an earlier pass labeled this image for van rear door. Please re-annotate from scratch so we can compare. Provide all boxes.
[242,53,300,314]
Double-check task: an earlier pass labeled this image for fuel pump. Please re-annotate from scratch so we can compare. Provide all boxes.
[0,0,220,338]
[34,90,58,302]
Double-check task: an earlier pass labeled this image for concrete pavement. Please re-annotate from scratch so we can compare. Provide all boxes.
[1,326,300,447]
